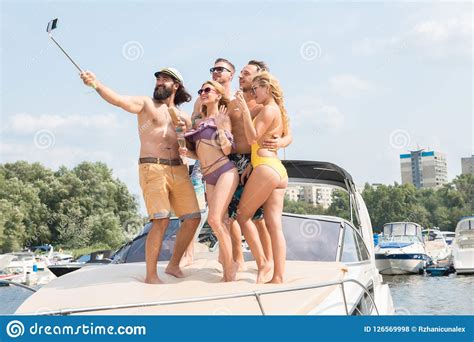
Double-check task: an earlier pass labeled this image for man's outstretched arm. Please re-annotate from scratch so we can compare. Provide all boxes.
[80,71,147,114]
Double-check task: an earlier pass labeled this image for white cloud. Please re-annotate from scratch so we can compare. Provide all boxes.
[4,113,120,134]
[289,95,345,132]
[352,14,472,59]
[407,15,473,57]
[0,142,114,168]
[412,16,473,43]
[329,74,373,98]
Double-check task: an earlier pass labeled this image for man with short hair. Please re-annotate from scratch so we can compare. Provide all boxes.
[80,67,201,284]
[192,58,236,118]
[227,60,293,267]
[247,59,269,73]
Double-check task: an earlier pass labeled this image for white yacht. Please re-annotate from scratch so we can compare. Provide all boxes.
[375,222,429,275]
[422,229,452,262]
[16,161,394,315]
[452,217,474,274]
[4,252,36,274]
[440,231,456,246]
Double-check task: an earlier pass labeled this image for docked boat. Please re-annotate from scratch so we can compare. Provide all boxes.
[440,231,456,246]
[452,216,474,274]
[48,250,114,277]
[375,222,429,275]
[0,255,22,286]
[4,252,37,274]
[16,161,394,315]
[1,252,56,286]
[422,229,452,262]
[0,254,16,271]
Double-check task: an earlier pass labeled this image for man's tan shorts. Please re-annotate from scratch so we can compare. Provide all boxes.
[138,163,200,221]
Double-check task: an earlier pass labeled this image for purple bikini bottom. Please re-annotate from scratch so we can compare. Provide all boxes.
[202,161,236,186]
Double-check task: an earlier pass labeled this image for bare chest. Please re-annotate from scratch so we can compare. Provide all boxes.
[137,105,177,141]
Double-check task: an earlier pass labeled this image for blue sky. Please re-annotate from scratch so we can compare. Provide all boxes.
[1,0,472,213]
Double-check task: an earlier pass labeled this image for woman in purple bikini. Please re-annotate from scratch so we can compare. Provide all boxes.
[181,80,239,281]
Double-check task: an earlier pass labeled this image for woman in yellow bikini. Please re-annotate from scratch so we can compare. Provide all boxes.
[234,72,289,284]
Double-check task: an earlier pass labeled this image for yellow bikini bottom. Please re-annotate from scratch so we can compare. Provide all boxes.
[251,144,288,180]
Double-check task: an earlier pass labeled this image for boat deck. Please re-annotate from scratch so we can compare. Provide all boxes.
[17,257,348,315]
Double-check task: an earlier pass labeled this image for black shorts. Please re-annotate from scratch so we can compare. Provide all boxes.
[227,153,264,220]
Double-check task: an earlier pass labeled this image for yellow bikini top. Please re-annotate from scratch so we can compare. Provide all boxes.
[252,109,284,151]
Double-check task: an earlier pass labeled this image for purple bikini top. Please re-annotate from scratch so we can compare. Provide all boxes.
[185,118,235,150]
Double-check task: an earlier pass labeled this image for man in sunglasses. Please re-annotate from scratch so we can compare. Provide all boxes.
[226,60,293,268]
[192,58,235,122]
[80,68,201,284]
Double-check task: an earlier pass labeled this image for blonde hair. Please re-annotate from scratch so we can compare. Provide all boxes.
[252,72,289,136]
[201,80,230,117]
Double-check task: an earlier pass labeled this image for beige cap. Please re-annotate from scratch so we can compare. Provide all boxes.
[154,67,184,84]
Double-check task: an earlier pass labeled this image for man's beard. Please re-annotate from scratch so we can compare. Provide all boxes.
[241,85,251,92]
[239,80,251,92]
[153,85,173,101]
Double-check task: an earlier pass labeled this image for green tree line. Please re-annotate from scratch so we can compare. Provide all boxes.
[1,161,472,253]
[284,174,473,232]
[0,161,144,253]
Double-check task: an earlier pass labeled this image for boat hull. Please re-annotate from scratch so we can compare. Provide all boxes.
[453,251,474,274]
[375,254,427,275]
[452,247,474,274]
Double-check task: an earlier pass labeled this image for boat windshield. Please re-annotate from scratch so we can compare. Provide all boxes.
[383,223,421,238]
[113,219,182,263]
[456,218,474,232]
[283,215,341,262]
[380,235,421,244]
[113,215,342,263]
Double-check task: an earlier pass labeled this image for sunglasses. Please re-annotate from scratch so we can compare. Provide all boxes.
[197,87,217,95]
[251,85,264,95]
[210,66,231,73]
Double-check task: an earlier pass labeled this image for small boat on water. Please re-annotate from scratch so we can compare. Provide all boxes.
[48,250,114,277]
[0,254,16,271]
[0,248,57,286]
[16,161,395,316]
[440,231,456,246]
[425,261,455,277]
[0,255,23,286]
[452,216,474,274]
[422,228,452,262]
[375,222,430,275]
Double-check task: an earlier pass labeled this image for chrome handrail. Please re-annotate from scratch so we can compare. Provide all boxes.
[28,278,379,316]
[0,280,37,292]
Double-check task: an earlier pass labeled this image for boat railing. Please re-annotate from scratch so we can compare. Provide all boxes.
[21,277,379,316]
[0,280,37,292]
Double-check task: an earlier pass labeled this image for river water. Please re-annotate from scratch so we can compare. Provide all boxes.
[385,273,473,315]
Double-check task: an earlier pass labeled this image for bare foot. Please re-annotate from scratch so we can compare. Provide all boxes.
[179,257,193,268]
[265,275,283,284]
[223,261,239,282]
[237,260,247,272]
[256,262,273,284]
[144,275,163,284]
[165,264,185,278]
